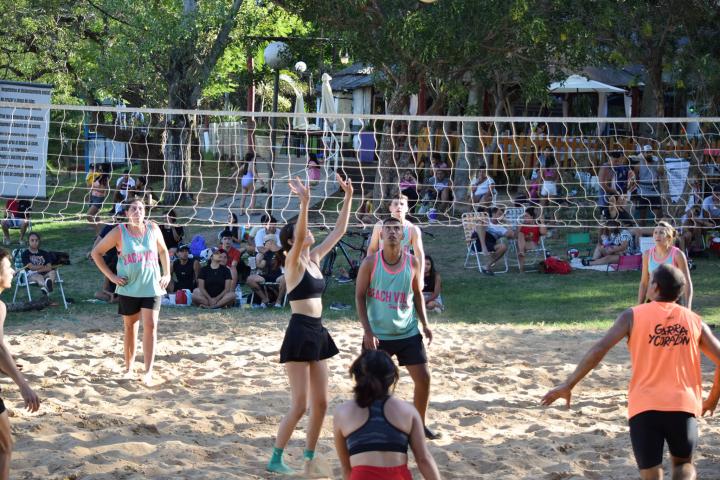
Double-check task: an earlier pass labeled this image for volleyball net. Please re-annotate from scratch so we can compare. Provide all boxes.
[1,101,719,230]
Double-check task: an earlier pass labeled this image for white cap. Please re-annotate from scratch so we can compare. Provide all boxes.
[643,145,652,152]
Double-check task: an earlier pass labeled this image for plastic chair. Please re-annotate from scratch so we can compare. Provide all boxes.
[506,207,547,272]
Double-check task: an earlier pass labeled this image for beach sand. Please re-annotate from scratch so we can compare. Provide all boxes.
[6,313,720,479]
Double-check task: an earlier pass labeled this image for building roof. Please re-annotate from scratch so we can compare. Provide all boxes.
[315,63,379,93]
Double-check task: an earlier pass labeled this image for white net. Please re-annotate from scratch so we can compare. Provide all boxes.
[1,101,720,232]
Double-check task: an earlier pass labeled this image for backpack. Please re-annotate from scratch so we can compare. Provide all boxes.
[189,235,207,257]
[540,256,572,274]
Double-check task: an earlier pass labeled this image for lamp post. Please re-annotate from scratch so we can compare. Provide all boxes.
[263,41,289,214]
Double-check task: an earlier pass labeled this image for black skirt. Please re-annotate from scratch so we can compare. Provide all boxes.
[279,313,339,363]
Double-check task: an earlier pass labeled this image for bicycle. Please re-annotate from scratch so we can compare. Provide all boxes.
[320,229,371,287]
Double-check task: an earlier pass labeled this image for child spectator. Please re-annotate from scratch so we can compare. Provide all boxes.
[422,255,443,312]
[307,153,321,184]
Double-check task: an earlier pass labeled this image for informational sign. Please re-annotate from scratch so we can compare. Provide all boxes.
[0,80,51,198]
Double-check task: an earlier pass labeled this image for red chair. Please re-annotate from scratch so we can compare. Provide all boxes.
[607,254,642,272]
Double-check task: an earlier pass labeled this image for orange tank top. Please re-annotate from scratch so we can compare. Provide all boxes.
[627,302,703,419]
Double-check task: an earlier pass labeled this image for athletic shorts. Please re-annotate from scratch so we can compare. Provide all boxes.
[3,218,24,229]
[117,295,162,316]
[349,464,412,480]
[89,195,104,208]
[629,410,698,470]
[374,334,427,366]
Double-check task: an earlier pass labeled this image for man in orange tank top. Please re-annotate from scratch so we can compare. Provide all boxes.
[542,264,720,480]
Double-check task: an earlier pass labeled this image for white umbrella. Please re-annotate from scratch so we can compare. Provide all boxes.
[320,73,338,130]
[549,74,626,94]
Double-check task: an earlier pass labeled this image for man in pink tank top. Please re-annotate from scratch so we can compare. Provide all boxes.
[542,264,720,479]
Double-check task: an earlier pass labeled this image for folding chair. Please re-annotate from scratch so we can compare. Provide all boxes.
[506,207,548,272]
[248,281,287,307]
[461,212,508,274]
[12,249,69,309]
[607,254,643,273]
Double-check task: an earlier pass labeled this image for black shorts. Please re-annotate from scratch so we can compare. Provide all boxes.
[117,295,162,316]
[376,334,427,366]
[0,397,5,415]
[629,410,698,470]
[279,314,339,363]
[471,231,498,252]
[263,271,282,283]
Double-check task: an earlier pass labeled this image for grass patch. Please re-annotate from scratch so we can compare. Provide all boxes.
[4,222,719,329]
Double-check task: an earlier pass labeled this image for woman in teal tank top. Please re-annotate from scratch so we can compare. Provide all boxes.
[638,221,693,308]
[91,199,171,385]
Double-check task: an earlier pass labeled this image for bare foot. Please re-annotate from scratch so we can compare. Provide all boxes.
[142,372,153,386]
[122,369,135,380]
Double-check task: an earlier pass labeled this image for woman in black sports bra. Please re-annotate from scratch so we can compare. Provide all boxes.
[266,174,353,475]
[333,350,440,480]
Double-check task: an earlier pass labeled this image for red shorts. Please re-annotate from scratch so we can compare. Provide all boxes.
[349,465,412,480]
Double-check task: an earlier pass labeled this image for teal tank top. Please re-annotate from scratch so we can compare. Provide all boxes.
[648,246,679,273]
[116,223,165,298]
[366,250,419,341]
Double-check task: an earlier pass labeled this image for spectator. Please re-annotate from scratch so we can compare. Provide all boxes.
[159,209,184,258]
[472,206,514,275]
[700,186,720,226]
[254,222,281,258]
[247,250,285,308]
[219,231,242,287]
[220,212,243,247]
[115,168,136,199]
[192,249,235,308]
[539,155,560,218]
[422,256,443,313]
[598,151,631,220]
[422,168,452,213]
[582,220,635,266]
[87,174,109,234]
[1,199,31,245]
[517,210,547,273]
[400,170,419,213]
[470,169,495,210]
[85,163,102,187]
[307,153,321,184]
[90,206,126,303]
[169,245,200,293]
[238,152,262,215]
[356,198,375,225]
[633,145,664,224]
[111,190,125,216]
[21,232,56,296]
[638,221,693,309]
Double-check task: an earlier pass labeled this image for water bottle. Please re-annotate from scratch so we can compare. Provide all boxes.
[235,284,243,307]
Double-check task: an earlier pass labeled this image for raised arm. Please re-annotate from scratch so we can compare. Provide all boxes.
[311,174,354,262]
[284,177,310,275]
[542,309,633,407]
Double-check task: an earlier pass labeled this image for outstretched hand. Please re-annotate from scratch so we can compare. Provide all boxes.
[289,177,311,203]
[336,173,353,197]
[541,383,572,408]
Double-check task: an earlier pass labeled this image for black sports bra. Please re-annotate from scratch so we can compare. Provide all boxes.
[345,397,410,456]
[286,263,325,301]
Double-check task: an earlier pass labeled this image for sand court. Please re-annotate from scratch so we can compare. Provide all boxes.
[5,313,720,479]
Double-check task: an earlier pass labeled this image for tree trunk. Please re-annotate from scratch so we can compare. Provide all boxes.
[371,88,410,211]
[454,83,482,208]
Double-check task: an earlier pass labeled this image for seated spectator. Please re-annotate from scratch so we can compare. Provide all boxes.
[422,168,453,213]
[422,255,443,312]
[169,245,200,293]
[700,186,720,226]
[632,144,664,224]
[192,249,236,308]
[21,232,56,296]
[539,155,560,218]
[400,170,419,213]
[598,152,632,221]
[115,168,136,199]
[220,212,243,247]
[219,231,243,287]
[470,169,495,210]
[582,220,635,266]
[471,206,515,275]
[111,190,125,216]
[132,176,148,199]
[307,153,321,184]
[356,198,375,225]
[159,209,184,258]
[517,210,547,273]
[2,198,31,245]
[254,221,281,259]
[247,250,285,308]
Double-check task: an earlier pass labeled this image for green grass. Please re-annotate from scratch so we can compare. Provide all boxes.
[5,222,720,329]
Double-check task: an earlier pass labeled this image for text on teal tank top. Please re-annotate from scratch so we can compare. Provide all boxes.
[116,223,165,298]
[366,251,419,341]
